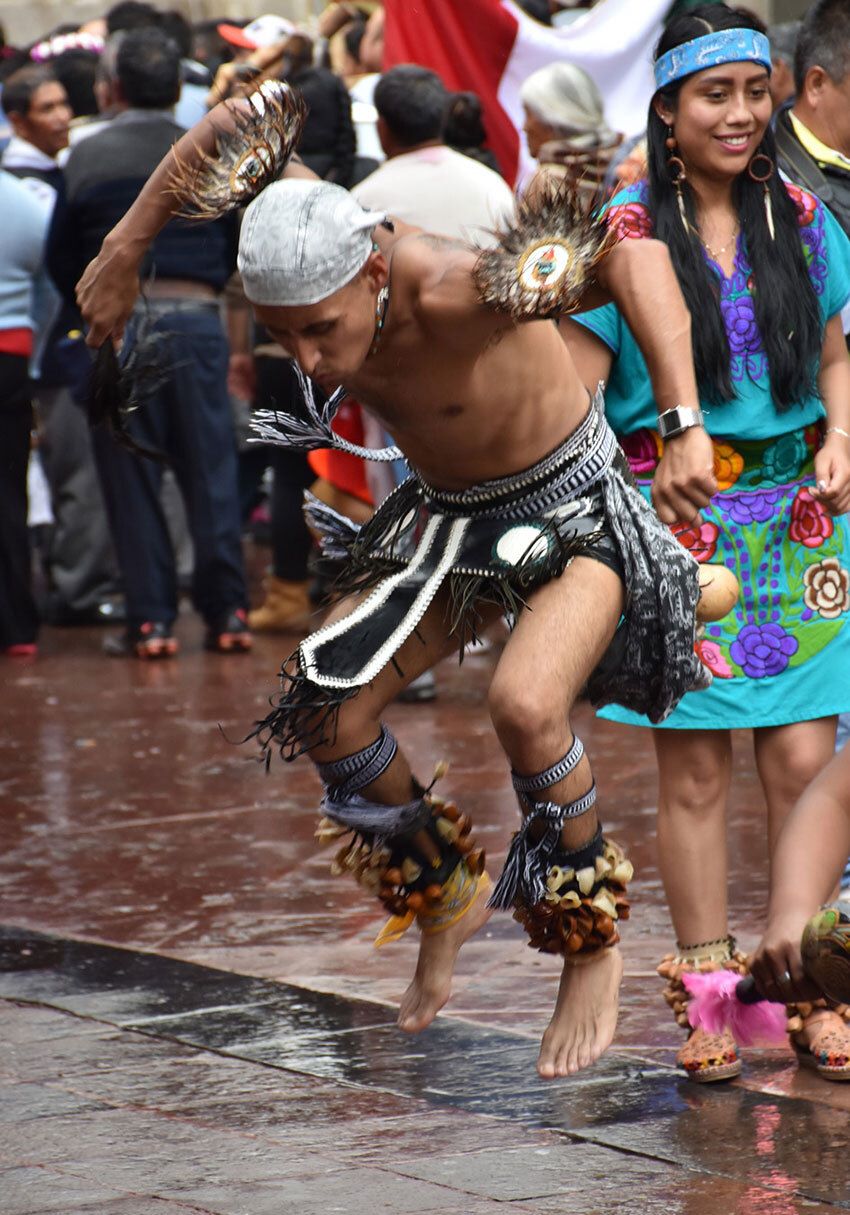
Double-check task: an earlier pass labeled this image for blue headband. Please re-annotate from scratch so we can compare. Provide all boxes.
[654,29,772,91]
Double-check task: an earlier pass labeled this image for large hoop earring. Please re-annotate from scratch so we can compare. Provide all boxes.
[748,152,776,241]
[747,153,774,183]
[666,128,690,236]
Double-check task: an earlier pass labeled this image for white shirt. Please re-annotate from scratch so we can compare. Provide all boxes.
[351,144,515,247]
[349,74,384,165]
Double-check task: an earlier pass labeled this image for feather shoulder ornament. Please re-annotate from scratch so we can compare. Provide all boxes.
[474,179,615,320]
[170,80,307,220]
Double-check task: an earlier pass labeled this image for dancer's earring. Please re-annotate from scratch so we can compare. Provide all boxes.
[748,152,776,241]
[666,128,689,235]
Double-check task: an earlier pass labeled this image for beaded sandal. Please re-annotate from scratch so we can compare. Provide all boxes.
[788,1001,850,1081]
[676,1026,741,1082]
[658,936,747,1083]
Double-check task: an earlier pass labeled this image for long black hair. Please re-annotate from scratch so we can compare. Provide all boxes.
[649,4,822,409]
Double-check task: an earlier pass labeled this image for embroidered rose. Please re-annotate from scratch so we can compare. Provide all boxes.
[721,294,762,356]
[606,201,653,242]
[803,558,850,619]
[789,487,834,548]
[730,622,798,678]
[725,488,782,525]
[713,442,744,490]
[620,428,662,475]
[696,639,733,678]
[785,182,818,227]
[762,432,808,485]
[671,520,720,563]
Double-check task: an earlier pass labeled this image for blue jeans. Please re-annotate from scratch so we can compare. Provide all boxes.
[93,305,247,626]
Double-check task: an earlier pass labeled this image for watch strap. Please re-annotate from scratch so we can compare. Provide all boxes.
[657,406,704,440]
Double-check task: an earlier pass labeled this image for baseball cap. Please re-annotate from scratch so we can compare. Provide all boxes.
[238,179,388,307]
[217,14,296,51]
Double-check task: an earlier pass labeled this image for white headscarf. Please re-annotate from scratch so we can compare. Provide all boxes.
[520,61,616,149]
[239,179,387,307]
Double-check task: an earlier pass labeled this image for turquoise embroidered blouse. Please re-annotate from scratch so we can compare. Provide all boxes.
[574,179,850,440]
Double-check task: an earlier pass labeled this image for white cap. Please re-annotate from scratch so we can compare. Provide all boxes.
[239,179,388,307]
[217,15,296,51]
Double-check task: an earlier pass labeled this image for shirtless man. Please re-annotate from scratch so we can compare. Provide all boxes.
[77,91,716,1078]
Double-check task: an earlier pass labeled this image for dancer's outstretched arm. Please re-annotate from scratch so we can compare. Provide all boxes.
[76,93,315,348]
[750,744,850,1002]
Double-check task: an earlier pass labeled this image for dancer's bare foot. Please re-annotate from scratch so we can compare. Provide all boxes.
[397,882,492,1033]
[537,945,623,1079]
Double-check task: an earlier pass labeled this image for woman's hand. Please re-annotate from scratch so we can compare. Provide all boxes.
[812,431,850,515]
[749,909,821,1004]
[652,426,717,525]
[76,234,144,349]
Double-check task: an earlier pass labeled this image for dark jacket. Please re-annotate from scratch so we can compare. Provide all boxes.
[46,109,237,306]
[288,66,356,188]
[775,103,850,239]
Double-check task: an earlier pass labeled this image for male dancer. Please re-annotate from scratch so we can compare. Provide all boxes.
[77,88,717,1078]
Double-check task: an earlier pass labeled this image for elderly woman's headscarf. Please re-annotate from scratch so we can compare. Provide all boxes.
[520,61,616,149]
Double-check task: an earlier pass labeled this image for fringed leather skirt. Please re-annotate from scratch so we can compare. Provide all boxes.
[253,392,710,762]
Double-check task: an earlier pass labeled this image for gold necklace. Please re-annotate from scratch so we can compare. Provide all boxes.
[699,223,739,262]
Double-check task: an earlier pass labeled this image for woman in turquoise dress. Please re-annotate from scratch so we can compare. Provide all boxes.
[565,5,850,1082]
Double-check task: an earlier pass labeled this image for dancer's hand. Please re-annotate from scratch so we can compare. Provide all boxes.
[652,426,717,526]
[750,910,820,1004]
[76,234,144,349]
[812,432,850,516]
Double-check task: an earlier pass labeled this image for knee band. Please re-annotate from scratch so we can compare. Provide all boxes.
[493,736,596,909]
[511,735,585,804]
[315,725,398,801]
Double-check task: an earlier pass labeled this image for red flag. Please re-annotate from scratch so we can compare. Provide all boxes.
[383,0,669,186]
[384,0,521,182]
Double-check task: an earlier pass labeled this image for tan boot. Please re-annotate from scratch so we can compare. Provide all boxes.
[248,577,313,633]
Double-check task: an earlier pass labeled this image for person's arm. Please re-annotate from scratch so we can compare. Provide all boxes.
[76,94,315,348]
[560,316,614,391]
[812,312,850,516]
[593,238,717,524]
[750,744,850,1003]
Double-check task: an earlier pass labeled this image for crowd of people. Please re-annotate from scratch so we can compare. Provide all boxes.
[2,0,850,1085]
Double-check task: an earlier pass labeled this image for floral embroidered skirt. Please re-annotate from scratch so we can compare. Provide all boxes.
[601,424,850,730]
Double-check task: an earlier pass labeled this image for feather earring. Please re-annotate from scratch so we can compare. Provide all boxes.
[749,153,776,241]
[666,129,690,236]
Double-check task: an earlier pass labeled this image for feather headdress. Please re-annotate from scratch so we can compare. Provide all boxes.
[474,179,615,320]
[170,81,307,220]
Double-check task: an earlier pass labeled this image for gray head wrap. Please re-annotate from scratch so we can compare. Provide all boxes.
[238,179,388,307]
[520,61,615,149]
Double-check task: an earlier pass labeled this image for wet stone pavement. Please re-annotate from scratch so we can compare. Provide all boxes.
[1,609,849,1214]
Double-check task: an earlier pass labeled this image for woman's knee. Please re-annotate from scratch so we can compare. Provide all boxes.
[762,728,834,802]
[655,733,731,818]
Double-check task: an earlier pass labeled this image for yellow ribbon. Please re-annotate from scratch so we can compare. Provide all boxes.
[374,868,492,949]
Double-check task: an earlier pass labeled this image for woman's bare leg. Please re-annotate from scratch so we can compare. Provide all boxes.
[654,729,733,946]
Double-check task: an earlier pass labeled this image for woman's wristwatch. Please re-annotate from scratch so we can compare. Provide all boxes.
[657,405,705,440]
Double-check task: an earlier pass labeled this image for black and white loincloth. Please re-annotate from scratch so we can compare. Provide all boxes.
[251,390,711,762]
